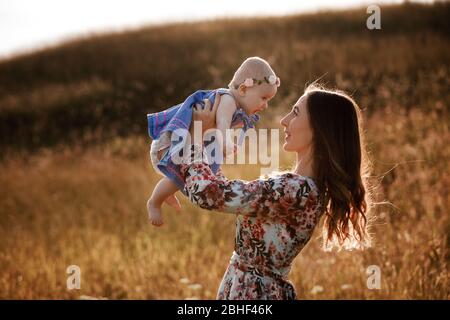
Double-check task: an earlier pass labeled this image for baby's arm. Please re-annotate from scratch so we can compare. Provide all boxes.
[215,95,237,156]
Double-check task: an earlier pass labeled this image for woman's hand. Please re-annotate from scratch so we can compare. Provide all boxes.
[192,94,220,131]
[190,93,220,137]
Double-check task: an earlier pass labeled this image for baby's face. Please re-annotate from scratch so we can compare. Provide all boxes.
[241,84,277,115]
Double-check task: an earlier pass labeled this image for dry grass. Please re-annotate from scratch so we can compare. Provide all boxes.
[0,102,448,299]
[0,2,449,299]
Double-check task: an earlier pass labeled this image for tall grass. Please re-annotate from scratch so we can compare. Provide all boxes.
[0,2,449,299]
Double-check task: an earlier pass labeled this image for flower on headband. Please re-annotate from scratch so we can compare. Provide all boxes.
[244,78,254,87]
[233,76,280,89]
[266,75,281,87]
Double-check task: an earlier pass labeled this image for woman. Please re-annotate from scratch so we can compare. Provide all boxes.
[179,84,373,300]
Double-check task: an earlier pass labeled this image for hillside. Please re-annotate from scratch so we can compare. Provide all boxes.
[0,2,449,155]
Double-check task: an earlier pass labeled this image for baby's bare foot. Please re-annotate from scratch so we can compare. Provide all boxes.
[147,198,164,227]
[165,194,181,212]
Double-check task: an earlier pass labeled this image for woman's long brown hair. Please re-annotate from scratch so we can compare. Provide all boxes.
[305,84,373,251]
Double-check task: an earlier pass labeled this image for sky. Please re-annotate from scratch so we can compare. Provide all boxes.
[0,0,432,59]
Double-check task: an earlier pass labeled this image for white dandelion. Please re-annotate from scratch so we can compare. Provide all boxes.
[310,285,324,295]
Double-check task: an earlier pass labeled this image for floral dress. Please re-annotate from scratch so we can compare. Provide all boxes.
[180,145,324,300]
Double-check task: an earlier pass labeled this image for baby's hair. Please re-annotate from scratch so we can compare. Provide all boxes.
[228,57,276,89]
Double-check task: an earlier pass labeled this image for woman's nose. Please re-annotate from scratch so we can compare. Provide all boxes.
[280,115,287,127]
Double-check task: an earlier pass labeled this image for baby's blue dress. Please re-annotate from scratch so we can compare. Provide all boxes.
[147,88,259,192]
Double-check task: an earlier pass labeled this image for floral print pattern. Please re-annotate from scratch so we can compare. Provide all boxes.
[179,145,324,300]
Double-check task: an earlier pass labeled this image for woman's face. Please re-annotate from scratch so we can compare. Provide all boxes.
[280,94,313,153]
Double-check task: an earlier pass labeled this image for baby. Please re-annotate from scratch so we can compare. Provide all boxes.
[146,56,280,226]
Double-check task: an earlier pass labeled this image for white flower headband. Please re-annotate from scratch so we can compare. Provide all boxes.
[233,75,281,89]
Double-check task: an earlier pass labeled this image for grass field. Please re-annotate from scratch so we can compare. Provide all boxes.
[0,2,449,299]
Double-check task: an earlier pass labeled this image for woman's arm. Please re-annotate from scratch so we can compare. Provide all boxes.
[185,95,320,222]
[180,144,318,222]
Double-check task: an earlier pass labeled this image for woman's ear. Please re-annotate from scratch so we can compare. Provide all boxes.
[238,84,247,96]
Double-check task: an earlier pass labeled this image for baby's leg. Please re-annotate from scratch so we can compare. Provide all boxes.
[147,178,180,226]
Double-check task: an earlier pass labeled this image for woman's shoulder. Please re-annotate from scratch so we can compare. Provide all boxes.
[265,171,319,193]
[261,172,323,216]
